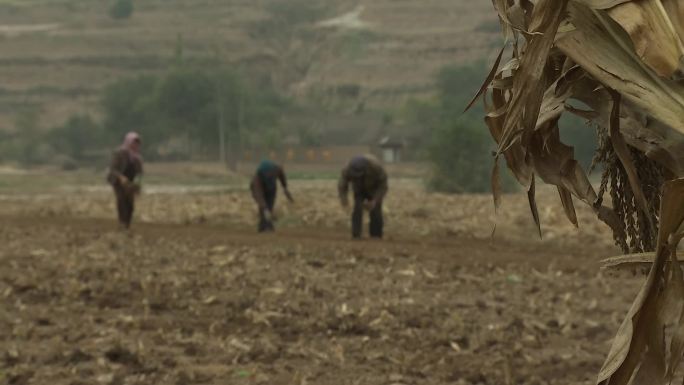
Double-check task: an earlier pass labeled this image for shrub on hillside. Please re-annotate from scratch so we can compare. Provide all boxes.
[109,0,133,20]
[265,0,329,26]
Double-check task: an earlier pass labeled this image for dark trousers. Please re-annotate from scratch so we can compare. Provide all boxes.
[258,189,277,232]
[114,186,135,228]
[352,194,383,239]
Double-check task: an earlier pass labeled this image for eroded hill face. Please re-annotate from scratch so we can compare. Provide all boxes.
[0,0,499,130]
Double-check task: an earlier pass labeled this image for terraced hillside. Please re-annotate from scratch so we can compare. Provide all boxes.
[0,0,499,131]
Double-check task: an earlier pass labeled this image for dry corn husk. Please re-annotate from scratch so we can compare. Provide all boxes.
[476,1,684,384]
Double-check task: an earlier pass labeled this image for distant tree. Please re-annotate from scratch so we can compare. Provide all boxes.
[298,126,322,147]
[101,75,163,155]
[210,69,289,165]
[48,114,101,161]
[401,63,517,193]
[109,0,134,20]
[100,67,290,161]
[414,62,597,193]
[157,69,214,138]
[427,118,501,193]
[174,33,185,66]
[435,63,489,120]
[6,109,55,165]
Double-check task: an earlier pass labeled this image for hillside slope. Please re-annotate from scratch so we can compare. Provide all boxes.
[0,0,499,130]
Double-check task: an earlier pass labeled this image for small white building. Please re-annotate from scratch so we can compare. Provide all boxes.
[377,136,403,163]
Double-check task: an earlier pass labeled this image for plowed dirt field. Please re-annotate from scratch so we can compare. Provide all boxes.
[0,178,641,385]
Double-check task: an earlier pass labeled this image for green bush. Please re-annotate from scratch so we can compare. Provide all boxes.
[109,0,133,20]
[427,118,515,193]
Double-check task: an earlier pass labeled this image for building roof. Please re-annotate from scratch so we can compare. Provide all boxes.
[378,136,404,148]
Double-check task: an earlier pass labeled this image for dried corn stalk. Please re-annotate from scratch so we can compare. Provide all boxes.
[474,1,684,384]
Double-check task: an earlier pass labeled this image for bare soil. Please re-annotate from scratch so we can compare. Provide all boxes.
[0,181,643,385]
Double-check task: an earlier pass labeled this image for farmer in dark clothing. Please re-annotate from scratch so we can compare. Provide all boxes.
[107,132,143,229]
[250,160,294,232]
[338,155,388,239]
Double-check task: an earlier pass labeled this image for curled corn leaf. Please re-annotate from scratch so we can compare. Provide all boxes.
[479,1,684,384]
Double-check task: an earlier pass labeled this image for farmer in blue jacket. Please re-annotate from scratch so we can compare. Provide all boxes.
[250,160,294,232]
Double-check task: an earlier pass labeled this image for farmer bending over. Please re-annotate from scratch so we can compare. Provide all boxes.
[250,160,294,232]
[338,155,388,239]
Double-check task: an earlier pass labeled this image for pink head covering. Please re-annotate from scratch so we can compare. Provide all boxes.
[120,132,142,162]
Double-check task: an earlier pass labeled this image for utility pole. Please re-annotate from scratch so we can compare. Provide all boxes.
[212,43,227,167]
[217,74,226,165]
[227,79,244,172]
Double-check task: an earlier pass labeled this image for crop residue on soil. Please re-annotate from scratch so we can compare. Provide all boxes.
[0,185,639,385]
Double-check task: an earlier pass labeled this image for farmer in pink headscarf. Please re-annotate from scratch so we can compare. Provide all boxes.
[107,132,143,229]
